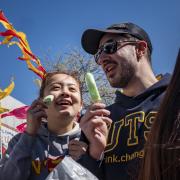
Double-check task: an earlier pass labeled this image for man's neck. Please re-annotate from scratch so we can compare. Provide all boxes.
[122,59,158,97]
[122,73,158,97]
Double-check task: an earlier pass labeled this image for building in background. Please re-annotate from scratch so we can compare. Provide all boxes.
[0,96,27,158]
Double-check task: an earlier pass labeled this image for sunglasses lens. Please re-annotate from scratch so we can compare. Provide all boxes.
[103,41,117,54]
[95,41,118,64]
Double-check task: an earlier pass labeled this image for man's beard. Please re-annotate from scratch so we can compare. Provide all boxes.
[108,60,135,88]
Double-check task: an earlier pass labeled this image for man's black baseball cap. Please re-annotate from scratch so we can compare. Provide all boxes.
[81,22,152,55]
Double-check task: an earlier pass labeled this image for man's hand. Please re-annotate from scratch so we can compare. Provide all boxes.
[80,103,112,159]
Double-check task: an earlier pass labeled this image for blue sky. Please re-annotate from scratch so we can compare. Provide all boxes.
[0,0,180,105]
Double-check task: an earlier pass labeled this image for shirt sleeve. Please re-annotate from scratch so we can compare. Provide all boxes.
[77,153,104,180]
[0,132,36,180]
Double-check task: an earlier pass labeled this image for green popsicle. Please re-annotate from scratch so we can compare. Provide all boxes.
[43,95,54,105]
[85,72,101,102]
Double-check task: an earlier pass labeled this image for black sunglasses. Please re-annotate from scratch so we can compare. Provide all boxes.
[94,40,137,64]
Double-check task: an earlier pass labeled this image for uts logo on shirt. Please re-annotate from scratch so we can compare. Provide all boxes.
[104,111,157,163]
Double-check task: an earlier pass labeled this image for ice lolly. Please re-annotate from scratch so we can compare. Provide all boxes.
[85,72,101,102]
[43,95,54,105]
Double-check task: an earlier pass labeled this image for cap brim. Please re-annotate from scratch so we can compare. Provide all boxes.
[81,29,105,55]
[81,29,129,55]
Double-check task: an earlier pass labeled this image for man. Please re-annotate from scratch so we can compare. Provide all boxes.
[78,22,171,180]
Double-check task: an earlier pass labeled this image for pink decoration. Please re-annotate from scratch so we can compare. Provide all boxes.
[1,105,29,119]
[16,123,27,133]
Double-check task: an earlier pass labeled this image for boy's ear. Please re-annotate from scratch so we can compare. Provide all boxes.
[80,101,83,108]
[77,107,83,122]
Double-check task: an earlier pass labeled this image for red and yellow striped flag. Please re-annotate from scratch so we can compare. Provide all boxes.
[0,10,46,79]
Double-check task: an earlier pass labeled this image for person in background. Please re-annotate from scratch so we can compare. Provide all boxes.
[139,49,180,180]
[0,70,88,180]
[78,22,171,180]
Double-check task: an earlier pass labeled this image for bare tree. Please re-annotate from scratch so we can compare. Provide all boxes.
[42,49,115,109]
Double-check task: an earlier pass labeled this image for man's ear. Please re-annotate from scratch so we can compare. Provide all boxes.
[135,41,147,59]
